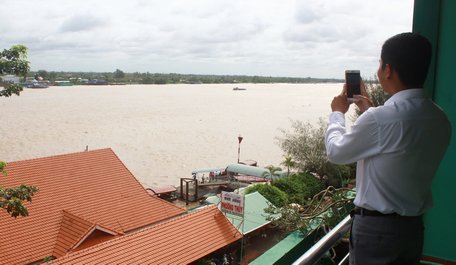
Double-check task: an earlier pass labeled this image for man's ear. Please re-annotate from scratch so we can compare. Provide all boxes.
[385,64,393,80]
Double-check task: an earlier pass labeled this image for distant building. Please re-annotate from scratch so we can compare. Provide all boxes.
[0,74,20,84]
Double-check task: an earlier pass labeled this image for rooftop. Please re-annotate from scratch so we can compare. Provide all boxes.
[0,148,186,264]
[50,205,242,264]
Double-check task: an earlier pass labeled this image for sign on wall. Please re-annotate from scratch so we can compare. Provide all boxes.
[221,191,244,217]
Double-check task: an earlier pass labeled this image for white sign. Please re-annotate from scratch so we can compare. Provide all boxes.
[221,191,244,217]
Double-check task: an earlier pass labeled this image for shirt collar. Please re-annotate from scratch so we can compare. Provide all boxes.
[384,88,428,106]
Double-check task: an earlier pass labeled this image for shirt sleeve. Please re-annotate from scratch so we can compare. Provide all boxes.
[325,109,381,164]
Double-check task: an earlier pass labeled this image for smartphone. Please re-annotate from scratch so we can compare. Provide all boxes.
[345,70,361,101]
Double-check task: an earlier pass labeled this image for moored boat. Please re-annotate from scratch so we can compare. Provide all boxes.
[24,80,49,89]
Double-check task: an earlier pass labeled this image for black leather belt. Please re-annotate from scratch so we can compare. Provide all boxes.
[351,207,399,217]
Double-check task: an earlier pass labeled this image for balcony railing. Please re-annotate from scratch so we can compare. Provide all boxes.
[292,215,352,265]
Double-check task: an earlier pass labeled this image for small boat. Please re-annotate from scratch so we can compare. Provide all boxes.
[24,81,49,89]
[53,80,73,86]
[233,87,246,91]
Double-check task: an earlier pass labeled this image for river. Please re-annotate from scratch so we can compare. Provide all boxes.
[0,83,349,187]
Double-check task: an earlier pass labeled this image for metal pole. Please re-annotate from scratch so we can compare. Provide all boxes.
[237,135,243,163]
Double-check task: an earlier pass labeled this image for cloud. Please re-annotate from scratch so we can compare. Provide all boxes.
[59,14,105,33]
[0,0,414,78]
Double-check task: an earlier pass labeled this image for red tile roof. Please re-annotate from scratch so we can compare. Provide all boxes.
[53,210,120,257]
[0,148,186,264]
[51,205,242,264]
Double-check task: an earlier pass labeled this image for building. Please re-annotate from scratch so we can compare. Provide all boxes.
[49,205,242,264]
[0,148,186,264]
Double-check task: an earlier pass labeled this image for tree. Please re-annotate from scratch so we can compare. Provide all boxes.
[276,119,354,187]
[262,165,282,180]
[36,70,49,80]
[281,155,296,177]
[0,162,38,218]
[264,186,354,234]
[1,45,38,218]
[245,184,288,207]
[272,173,325,205]
[113,69,125,79]
[0,45,30,97]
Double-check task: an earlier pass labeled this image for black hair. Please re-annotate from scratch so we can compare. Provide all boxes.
[381,32,432,88]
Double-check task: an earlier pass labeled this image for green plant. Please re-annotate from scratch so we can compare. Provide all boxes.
[276,119,355,187]
[281,155,296,177]
[1,45,38,218]
[265,186,354,234]
[262,165,282,180]
[272,172,324,205]
[245,184,288,207]
[0,45,30,97]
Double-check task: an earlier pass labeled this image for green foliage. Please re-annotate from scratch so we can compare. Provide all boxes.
[26,70,344,84]
[272,173,325,205]
[264,186,354,234]
[0,45,30,97]
[277,119,327,175]
[113,69,125,79]
[1,46,38,218]
[0,161,7,176]
[281,155,296,176]
[1,162,39,218]
[262,165,282,180]
[0,172,39,218]
[37,70,49,80]
[276,119,355,187]
[353,77,390,118]
[245,184,288,207]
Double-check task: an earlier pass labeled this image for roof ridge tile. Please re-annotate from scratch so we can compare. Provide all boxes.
[6,148,113,165]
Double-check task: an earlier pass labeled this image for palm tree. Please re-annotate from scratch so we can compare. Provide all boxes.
[281,155,296,177]
[262,165,282,181]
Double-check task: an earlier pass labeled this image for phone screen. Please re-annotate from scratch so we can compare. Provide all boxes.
[345,70,361,99]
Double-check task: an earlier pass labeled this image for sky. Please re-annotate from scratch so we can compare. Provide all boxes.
[0,0,414,79]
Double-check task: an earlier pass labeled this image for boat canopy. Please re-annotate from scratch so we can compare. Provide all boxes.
[226,164,269,178]
[191,168,226,174]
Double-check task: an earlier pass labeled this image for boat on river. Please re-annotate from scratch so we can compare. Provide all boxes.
[24,81,49,89]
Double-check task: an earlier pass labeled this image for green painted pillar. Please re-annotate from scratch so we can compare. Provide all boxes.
[413,0,456,261]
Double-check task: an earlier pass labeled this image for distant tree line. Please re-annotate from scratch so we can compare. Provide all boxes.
[29,69,343,85]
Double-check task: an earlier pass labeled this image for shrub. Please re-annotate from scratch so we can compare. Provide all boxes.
[245,184,288,207]
[272,173,325,205]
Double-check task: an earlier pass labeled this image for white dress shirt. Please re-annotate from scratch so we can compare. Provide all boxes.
[325,89,452,216]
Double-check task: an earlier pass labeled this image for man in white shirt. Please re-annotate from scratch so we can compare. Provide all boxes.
[325,33,452,264]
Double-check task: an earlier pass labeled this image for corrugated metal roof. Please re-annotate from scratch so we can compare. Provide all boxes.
[0,149,186,264]
[50,205,242,264]
[206,191,280,234]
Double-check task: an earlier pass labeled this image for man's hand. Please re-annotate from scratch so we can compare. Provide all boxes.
[353,82,373,113]
[354,95,373,113]
[331,94,350,113]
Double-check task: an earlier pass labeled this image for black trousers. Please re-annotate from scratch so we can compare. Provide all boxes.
[349,214,424,265]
